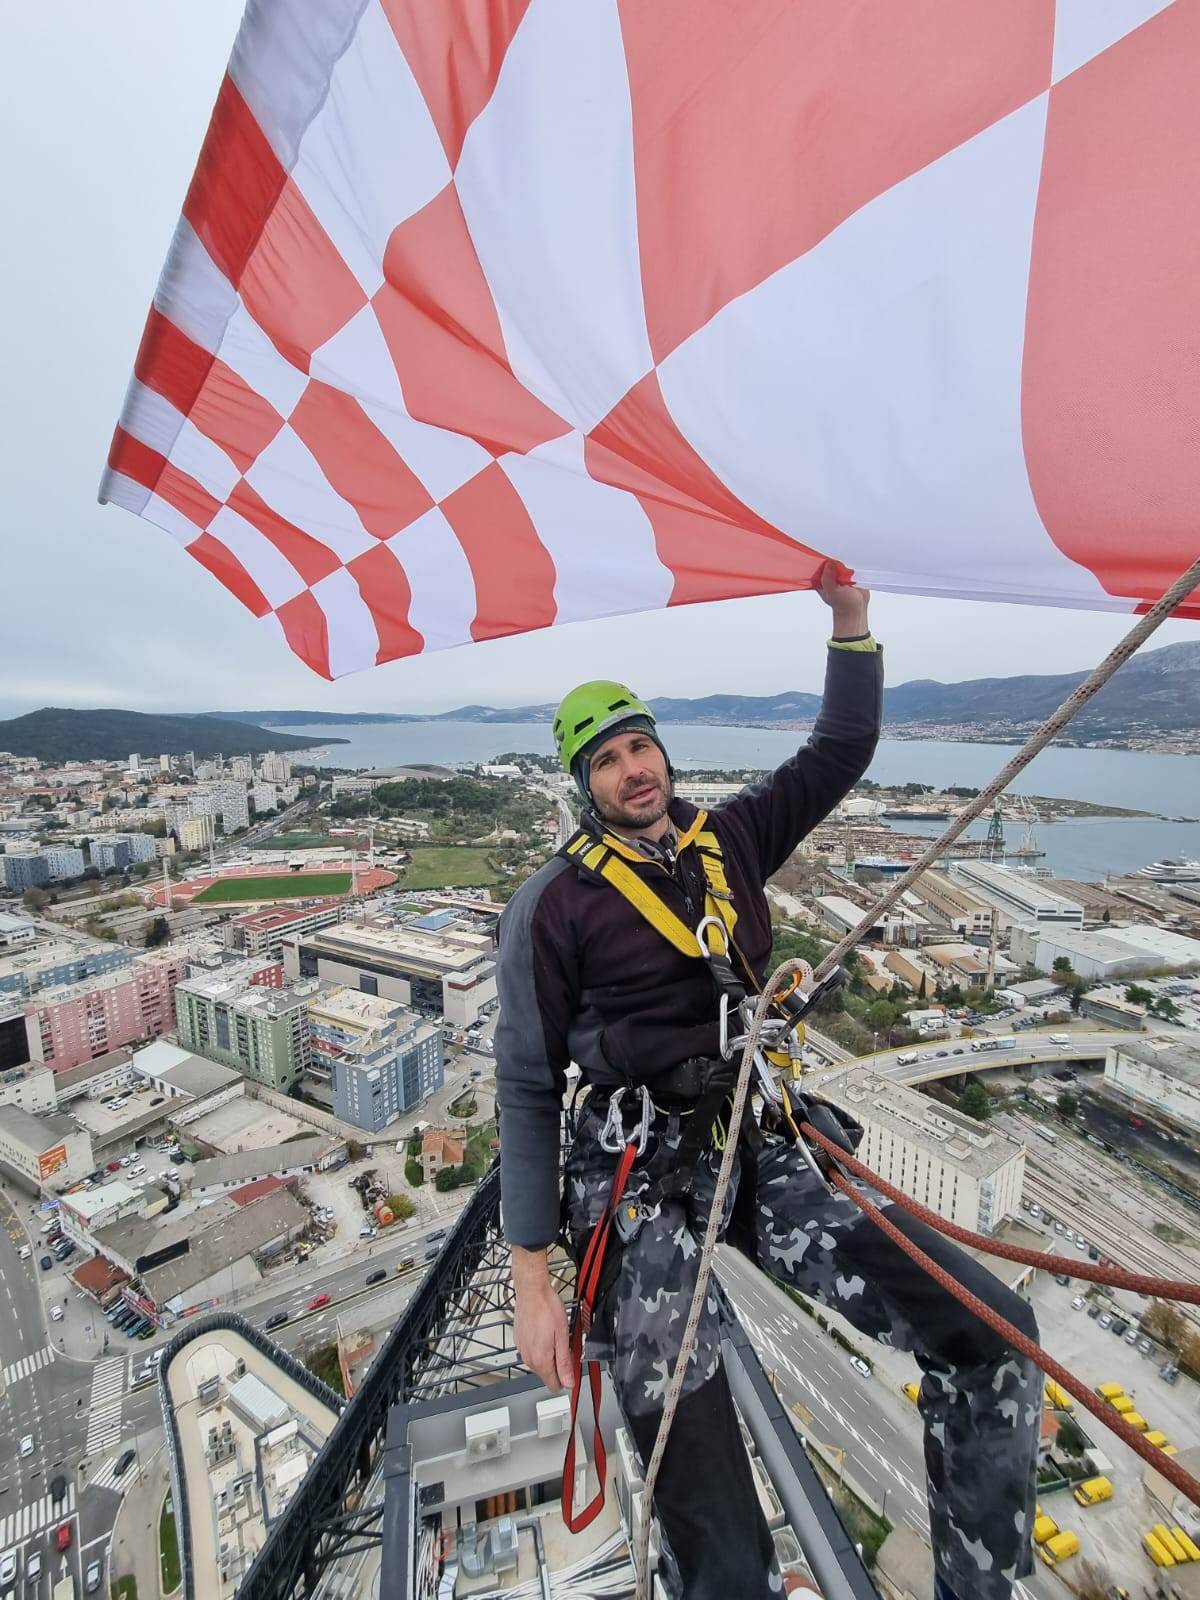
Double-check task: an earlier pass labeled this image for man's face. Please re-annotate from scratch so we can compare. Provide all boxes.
[587,728,672,831]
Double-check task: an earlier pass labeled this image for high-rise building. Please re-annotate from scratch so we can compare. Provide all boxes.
[42,846,85,881]
[24,949,192,1072]
[821,1064,1025,1234]
[90,837,132,874]
[160,754,171,773]
[307,986,443,1130]
[259,752,292,783]
[178,815,216,852]
[124,832,158,864]
[128,753,141,773]
[230,756,254,783]
[1,853,51,892]
[250,783,278,817]
[175,966,312,1093]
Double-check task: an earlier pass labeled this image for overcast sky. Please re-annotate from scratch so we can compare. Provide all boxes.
[3,6,1193,721]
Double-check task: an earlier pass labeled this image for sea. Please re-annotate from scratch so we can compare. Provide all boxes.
[284,721,1200,884]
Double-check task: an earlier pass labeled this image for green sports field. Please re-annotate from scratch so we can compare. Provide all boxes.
[193,872,353,904]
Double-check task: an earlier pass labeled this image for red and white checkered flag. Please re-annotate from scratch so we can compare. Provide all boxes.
[101,0,1200,679]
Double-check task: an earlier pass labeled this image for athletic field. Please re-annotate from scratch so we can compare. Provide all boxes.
[192,872,353,904]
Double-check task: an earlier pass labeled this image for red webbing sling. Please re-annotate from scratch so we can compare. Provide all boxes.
[561,1137,639,1531]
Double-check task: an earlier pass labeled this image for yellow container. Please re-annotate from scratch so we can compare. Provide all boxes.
[1124,1412,1148,1432]
[1110,1394,1134,1414]
[1097,1382,1125,1400]
[1144,1531,1176,1568]
[1155,1524,1189,1563]
[902,1381,920,1405]
[1044,1379,1074,1411]
[1144,1430,1169,1449]
[1038,1531,1080,1567]
[1174,1528,1200,1563]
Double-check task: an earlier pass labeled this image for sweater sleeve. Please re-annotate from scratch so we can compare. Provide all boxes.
[494,860,575,1250]
[720,645,884,880]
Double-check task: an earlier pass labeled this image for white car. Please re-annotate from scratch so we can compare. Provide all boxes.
[0,1550,16,1586]
[850,1357,871,1378]
[50,1306,64,1322]
[24,1551,41,1584]
[150,1347,164,1365]
[19,1435,33,1457]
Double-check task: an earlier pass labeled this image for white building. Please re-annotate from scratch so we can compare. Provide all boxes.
[815,894,926,945]
[58,1177,146,1248]
[915,869,994,938]
[1103,1038,1200,1134]
[951,861,1083,928]
[251,783,278,816]
[821,1065,1026,1234]
[0,1104,94,1191]
[1009,924,1200,981]
[259,752,292,783]
[43,845,86,880]
[229,757,254,783]
[0,1064,56,1115]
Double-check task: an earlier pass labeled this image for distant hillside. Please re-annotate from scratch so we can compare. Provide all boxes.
[0,708,349,763]
[222,639,1200,741]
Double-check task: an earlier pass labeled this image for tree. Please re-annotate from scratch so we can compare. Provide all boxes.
[405,1159,424,1187]
[1144,1299,1187,1351]
[435,1165,460,1192]
[346,1139,366,1162]
[1051,956,1074,975]
[917,972,928,1001]
[22,887,51,912]
[1056,1092,1078,1119]
[960,1083,992,1122]
[1101,909,1111,924]
[82,866,101,882]
[1125,984,1153,1006]
[143,915,170,948]
[385,1192,415,1221]
[1181,1332,1200,1377]
[866,1000,896,1033]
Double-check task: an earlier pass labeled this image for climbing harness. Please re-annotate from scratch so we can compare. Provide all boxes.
[558,811,849,1529]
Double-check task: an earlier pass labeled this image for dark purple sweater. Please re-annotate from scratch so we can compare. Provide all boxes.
[495,645,883,1248]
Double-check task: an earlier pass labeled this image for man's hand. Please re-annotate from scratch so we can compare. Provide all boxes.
[512,1245,574,1391]
[815,558,871,638]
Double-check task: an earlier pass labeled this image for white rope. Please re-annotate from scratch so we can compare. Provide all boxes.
[632,554,1200,1597]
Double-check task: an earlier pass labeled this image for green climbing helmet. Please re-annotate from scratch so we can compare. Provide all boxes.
[552,680,657,773]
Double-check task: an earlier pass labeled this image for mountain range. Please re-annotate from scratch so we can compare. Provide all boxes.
[0,708,349,763]
[217,639,1199,741]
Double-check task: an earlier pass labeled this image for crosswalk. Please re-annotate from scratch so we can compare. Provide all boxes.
[1,1345,54,1386]
[83,1356,126,1455]
[89,1452,137,1493]
[0,1483,76,1549]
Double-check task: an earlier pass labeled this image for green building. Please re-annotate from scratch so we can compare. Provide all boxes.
[175,966,311,1093]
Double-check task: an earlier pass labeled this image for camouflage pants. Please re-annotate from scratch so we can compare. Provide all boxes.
[566,1098,1040,1600]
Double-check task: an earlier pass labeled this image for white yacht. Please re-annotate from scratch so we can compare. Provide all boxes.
[1138,858,1200,882]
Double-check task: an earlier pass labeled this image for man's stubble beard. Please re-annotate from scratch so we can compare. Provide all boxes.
[596,774,673,832]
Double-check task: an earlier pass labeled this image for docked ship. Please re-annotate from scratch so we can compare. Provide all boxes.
[1139,858,1200,882]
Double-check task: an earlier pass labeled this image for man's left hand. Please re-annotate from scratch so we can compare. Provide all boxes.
[815,559,871,638]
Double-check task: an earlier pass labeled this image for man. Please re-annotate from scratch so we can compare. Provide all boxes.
[496,568,1039,1600]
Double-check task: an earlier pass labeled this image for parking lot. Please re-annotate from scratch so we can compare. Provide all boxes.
[1024,1271,1199,1591]
[69,1088,171,1146]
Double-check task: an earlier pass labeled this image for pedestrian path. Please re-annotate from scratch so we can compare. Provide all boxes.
[89,1452,137,1493]
[1,1345,54,1385]
[84,1356,126,1455]
[0,1483,76,1548]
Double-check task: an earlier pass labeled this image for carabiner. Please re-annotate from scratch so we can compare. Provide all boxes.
[598,1085,653,1155]
[694,913,731,959]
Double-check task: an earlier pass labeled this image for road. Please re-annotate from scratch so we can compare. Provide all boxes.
[823,1027,1170,1089]
[0,1186,131,1597]
[717,1247,1053,1600]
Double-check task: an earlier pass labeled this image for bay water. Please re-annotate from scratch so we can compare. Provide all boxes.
[283,720,1200,882]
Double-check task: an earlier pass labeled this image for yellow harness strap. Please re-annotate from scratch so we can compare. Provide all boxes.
[563,812,737,960]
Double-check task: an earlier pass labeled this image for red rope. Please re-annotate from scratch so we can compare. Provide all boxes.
[798,1122,1200,1304]
[797,1121,1200,1507]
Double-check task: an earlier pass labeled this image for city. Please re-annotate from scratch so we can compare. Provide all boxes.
[0,740,1198,1600]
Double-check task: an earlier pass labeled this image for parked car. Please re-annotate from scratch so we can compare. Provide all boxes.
[106,1160,120,1172]
[39,1256,52,1272]
[1098,1313,1113,1329]
[1087,1305,1102,1320]
[264,1311,289,1331]
[55,1524,72,1554]
[84,1557,104,1594]
[366,1270,386,1286]
[1071,1296,1085,1310]
[49,1476,67,1505]
[1139,1338,1154,1354]
[850,1357,871,1378]
[307,1293,331,1311]
[50,1306,64,1323]
[0,1551,16,1587]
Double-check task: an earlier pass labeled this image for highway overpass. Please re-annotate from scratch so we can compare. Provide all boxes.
[817,1028,1160,1089]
